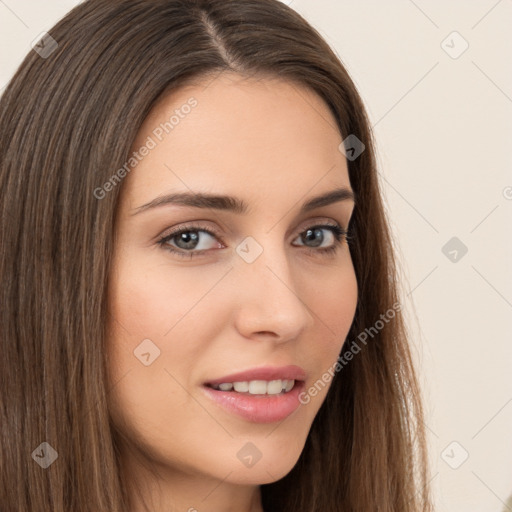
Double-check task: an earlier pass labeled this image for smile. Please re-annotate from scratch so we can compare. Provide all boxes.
[206,379,296,395]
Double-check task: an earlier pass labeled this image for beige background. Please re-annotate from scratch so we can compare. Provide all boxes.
[1,1,511,510]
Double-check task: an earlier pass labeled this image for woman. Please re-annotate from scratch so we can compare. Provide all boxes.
[0,0,433,511]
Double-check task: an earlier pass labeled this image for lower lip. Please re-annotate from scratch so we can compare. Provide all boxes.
[201,381,305,423]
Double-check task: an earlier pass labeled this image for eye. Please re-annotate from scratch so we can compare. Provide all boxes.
[157,222,351,259]
[293,223,349,256]
[157,223,222,259]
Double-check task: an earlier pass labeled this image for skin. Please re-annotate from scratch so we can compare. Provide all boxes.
[106,72,358,512]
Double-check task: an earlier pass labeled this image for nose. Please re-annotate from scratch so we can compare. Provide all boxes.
[230,239,315,344]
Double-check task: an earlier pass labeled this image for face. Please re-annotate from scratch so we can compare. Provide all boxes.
[107,72,358,494]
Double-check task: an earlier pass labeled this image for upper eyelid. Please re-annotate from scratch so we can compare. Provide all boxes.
[159,216,346,239]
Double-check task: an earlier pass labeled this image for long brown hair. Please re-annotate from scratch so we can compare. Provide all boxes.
[0,0,433,510]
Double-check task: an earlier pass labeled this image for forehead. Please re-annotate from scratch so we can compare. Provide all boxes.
[122,73,350,209]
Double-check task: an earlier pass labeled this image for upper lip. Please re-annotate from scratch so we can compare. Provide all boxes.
[204,365,307,386]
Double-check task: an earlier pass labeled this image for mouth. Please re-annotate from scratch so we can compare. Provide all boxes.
[201,365,306,423]
[204,378,298,396]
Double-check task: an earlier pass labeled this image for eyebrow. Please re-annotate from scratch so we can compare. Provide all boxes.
[131,187,356,216]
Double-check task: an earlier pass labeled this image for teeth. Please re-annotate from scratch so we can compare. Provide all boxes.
[266,380,283,394]
[233,381,249,392]
[211,379,296,395]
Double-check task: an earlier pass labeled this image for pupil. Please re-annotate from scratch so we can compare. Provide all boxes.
[304,228,323,247]
[177,231,199,249]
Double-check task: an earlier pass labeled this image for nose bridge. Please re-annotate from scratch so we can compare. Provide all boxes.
[231,232,314,338]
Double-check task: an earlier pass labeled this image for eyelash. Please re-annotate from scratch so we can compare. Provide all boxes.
[156,222,352,259]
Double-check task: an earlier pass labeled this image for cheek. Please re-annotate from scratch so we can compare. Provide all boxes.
[105,250,234,410]
[298,260,358,407]
[109,249,225,340]
[106,259,226,470]
[309,259,358,351]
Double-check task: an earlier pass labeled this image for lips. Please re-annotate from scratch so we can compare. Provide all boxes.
[201,365,307,423]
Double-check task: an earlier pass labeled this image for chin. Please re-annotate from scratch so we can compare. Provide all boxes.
[215,440,304,486]
[224,461,298,486]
